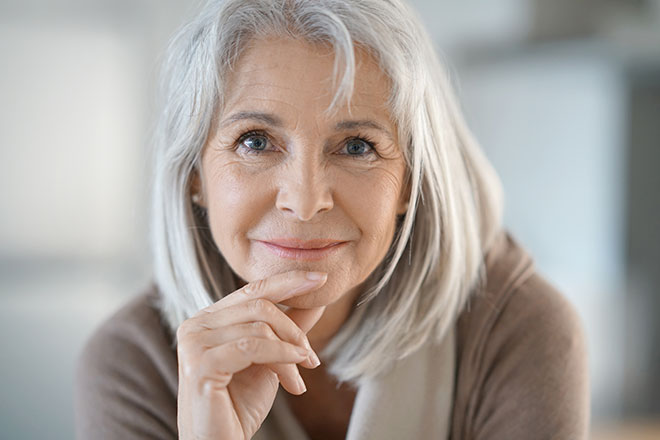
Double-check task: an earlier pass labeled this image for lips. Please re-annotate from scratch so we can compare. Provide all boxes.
[255,238,347,261]
[262,238,345,249]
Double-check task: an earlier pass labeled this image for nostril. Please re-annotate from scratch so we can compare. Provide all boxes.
[275,190,333,221]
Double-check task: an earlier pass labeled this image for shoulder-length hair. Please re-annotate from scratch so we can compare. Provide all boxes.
[150,0,503,386]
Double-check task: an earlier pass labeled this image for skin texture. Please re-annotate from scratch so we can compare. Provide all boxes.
[194,36,409,354]
[183,36,410,439]
[176,271,329,439]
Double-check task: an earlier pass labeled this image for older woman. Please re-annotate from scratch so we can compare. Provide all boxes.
[74,0,590,439]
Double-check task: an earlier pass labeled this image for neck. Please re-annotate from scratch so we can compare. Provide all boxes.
[306,284,361,353]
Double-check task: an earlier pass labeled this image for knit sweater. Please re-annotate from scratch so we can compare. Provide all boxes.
[74,231,590,439]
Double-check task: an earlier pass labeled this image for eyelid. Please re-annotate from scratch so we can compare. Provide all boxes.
[234,127,379,159]
[235,129,276,154]
[337,133,379,160]
[237,129,269,145]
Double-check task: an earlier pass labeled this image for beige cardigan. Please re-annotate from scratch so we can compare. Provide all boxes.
[74,231,590,439]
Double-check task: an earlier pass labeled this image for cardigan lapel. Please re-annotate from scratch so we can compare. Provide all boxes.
[256,325,456,439]
[344,325,456,440]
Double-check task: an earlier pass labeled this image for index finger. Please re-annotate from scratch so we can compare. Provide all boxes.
[201,270,328,314]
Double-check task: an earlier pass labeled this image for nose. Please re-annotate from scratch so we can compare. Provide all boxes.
[275,155,334,221]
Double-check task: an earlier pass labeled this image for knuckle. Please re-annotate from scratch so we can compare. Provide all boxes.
[252,321,274,338]
[176,322,191,342]
[199,374,232,395]
[235,337,258,354]
[285,270,304,284]
[180,360,196,380]
[176,325,200,347]
[179,347,202,379]
[295,330,309,347]
[292,270,307,280]
[179,339,203,362]
[250,278,268,295]
[241,282,255,297]
[248,298,270,314]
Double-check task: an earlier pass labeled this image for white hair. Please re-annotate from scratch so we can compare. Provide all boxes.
[149,0,503,386]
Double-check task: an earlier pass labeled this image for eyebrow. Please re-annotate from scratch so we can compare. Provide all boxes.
[220,111,283,128]
[219,111,394,140]
[334,119,393,140]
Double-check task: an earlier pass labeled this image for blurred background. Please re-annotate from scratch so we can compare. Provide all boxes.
[0,0,658,438]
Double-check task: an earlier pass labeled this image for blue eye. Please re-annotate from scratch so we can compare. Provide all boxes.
[346,139,370,155]
[243,134,268,151]
[234,130,378,160]
[342,137,377,160]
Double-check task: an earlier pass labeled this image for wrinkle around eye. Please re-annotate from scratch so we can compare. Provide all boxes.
[206,131,240,152]
[373,140,404,161]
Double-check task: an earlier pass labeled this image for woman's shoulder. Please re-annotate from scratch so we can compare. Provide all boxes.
[451,231,590,439]
[459,231,586,345]
[80,283,175,357]
[74,283,178,438]
[76,282,177,381]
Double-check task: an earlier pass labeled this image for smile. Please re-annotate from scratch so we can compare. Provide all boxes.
[256,240,348,261]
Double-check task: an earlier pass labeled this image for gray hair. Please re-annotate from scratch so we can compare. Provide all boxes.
[150,0,503,386]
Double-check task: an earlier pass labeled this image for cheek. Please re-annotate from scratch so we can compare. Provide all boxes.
[204,162,272,255]
[338,167,404,252]
[342,167,402,217]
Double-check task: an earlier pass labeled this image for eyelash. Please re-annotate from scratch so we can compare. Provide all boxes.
[234,129,378,160]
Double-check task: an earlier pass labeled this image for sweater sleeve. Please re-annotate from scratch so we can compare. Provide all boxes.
[471,274,590,440]
[74,294,179,439]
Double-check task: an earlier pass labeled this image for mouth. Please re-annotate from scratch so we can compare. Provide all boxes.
[256,239,348,261]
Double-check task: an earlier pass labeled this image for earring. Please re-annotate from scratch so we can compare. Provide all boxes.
[192,193,202,204]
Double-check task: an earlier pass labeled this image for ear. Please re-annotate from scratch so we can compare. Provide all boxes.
[190,169,207,208]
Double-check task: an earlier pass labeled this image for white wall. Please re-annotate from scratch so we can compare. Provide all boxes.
[0,22,143,259]
[0,2,189,438]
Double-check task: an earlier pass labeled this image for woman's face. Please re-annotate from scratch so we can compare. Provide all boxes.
[197,36,408,309]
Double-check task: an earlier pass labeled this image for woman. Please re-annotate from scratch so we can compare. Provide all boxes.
[75,0,590,439]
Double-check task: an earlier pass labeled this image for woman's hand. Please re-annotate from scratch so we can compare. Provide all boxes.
[176,270,327,440]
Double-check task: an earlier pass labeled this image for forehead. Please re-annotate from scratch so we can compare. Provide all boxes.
[222,36,392,117]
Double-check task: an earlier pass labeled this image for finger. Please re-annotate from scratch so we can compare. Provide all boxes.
[198,337,311,384]
[202,324,311,394]
[183,322,320,382]
[183,321,279,356]
[284,305,326,367]
[268,362,307,395]
[185,322,309,394]
[188,301,320,368]
[191,299,310,349]
[199,270,328,313]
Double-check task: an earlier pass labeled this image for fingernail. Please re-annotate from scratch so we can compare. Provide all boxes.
[297,373,307,393]
[306,272,327,281]
[307,351,321,368]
